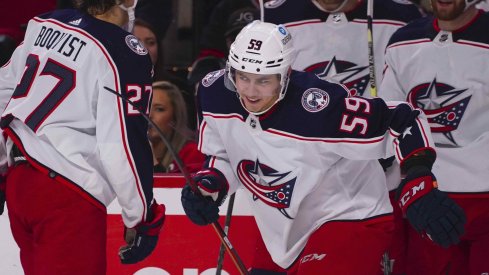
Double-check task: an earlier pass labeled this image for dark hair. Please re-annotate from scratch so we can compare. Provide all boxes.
[72,0,118,15]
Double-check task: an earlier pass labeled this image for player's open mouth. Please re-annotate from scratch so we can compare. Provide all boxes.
[245,97,260,103]
[437,0,453,5]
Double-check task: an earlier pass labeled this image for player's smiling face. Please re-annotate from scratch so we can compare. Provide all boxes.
[431,0,466,20]
[235,70,281,113]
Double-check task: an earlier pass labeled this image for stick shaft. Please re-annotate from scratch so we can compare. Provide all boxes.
[103,86,248,275]
[367,0,377,97]
[216,193,236,274]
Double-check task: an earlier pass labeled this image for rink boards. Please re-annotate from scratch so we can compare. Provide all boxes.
[0,174,259,275]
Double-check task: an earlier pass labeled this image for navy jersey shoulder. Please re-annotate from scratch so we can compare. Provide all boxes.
[261,71,352,138]
[370,0,422,23]
[456,11,489,45]
[387,16,435,46]
[37,9,153,74]
[388,12,489,46]
[199,70,391,139]
[269,71,392,139]
[198,70,248,117]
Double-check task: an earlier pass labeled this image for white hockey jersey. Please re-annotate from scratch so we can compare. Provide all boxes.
[264,0,422,98]
[197,69,434,267]
[380,11,489,193]
[0,9,155,227]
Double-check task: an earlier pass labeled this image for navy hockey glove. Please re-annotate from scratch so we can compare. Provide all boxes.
[0,177,5,215]
[181,168,229,226]
[397,166,466,248]
[119,202,166,264]
[378,156,395,172]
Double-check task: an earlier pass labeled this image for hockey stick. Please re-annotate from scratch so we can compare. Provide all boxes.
[259,0,264,21]
[103,86,249,275]
[368,1,391,272]
[383,252,392,275]
[367,0,377,97]
[216,193,236,274]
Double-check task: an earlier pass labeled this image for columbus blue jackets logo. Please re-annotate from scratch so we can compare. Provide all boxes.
[302,88,329,112]
[305,56,369,96]
[237,159,297,219]
[202,69,225,87]
[407,78,470,145]
[125,35,148,55]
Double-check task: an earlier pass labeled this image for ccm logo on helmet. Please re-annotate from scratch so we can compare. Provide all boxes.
[242,58,262,64]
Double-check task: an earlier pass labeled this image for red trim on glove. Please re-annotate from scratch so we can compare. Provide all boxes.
[133,203,166,236]
[398,176,436,215]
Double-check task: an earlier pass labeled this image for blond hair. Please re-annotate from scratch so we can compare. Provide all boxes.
[152,81,193,170]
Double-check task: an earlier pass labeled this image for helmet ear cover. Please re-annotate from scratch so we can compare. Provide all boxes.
[226,20,296,111]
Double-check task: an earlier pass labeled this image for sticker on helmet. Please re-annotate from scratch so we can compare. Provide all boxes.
[302,88,330,112]
[202,69,225,87]
[125,35,148,55]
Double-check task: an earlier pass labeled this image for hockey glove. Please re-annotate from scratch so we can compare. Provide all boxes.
[0,177,5,215]
[119,201,166,264]
[181,168,229,226]
[396,166,466,248]
[378,156,395,172]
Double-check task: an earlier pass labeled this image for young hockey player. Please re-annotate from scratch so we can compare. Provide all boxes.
[181,20,466,274]
[0,0,165,273]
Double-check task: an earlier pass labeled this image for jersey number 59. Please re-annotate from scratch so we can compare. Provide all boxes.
[339,97,371,135]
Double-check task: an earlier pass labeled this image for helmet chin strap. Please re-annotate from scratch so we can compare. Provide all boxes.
[119,0,138,32]
[238,95,281,116]
[236,74,291,116]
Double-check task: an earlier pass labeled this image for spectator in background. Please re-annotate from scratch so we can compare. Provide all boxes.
[197,0,259,59]
[149,81,204,173]
[189,6,259,127]
[134,18,166,79]
[188,7,258,90]
[224,7,260,49]
[133,6,198,130]
[187,6,260,89]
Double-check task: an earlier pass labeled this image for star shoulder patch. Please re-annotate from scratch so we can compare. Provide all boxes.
[125,35,148,55]
[301,88,330,112]
[202,69,225,87]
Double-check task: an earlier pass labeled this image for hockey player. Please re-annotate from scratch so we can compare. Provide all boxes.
[264,0,422,98]
[181,21,466,274]
[379,0,489,274]
[0,0,165,274]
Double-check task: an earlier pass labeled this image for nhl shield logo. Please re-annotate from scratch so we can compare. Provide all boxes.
[302,88,330,112]
[125,35,148,55]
